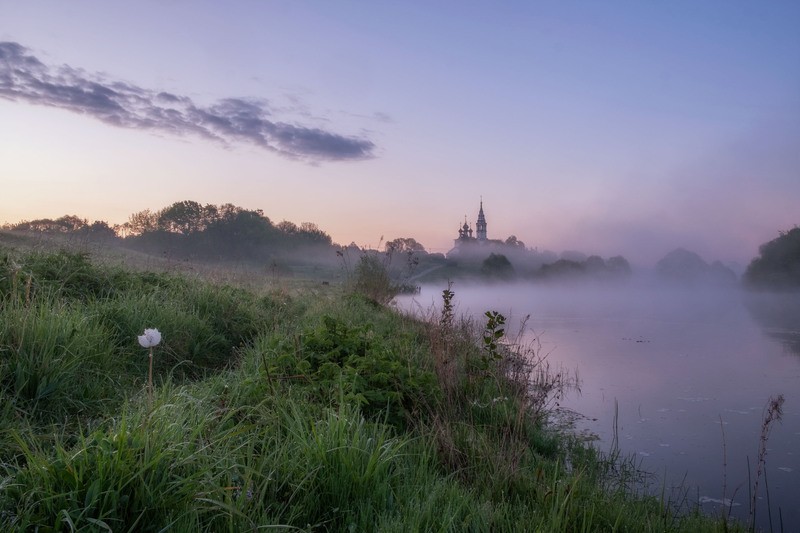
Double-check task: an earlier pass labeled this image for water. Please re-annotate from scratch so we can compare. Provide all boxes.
[397,282,800,530]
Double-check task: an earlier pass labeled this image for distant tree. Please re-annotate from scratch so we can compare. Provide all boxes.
[504,235,525,248]
[607,256,632,277]
[385,237,426,254]
[297,222,333,246]
[276,220,299,235]
[124,209,159,236]
[204,206,277,258]
[12,215,88,233]
[276,221,332,247]
[560,250,587,263]
[481,253,515,279]
[157,200,208,235]
[583,255,606,273]
[744,227,800,289]
[535,259,584,280]
[656,248,736,285]
[86,220,117,240]
[119,200,334,261]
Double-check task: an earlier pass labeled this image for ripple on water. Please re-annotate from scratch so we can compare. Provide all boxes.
[677,397,711,402]
[699,496,740,507]
[724,408,751,415]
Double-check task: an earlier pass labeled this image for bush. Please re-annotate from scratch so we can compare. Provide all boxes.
[260,314,437,428]
[350,253,398,305]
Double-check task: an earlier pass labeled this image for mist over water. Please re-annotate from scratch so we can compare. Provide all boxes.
[397,280,800,530]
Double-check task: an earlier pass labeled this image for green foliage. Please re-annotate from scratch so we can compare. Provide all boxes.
[0,299,120,420]
[263,315,437,428]
[745,226,800,289]
[350,252,399,305]
[6,417,197,531]
[0,250,115,302]
[440,282,455,330]
[0,248,285,424]
[482,310,506,363]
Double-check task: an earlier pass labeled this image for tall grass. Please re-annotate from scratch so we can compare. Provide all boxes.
[0,246,747,531]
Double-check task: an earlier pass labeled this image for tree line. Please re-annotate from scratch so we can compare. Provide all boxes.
[3,200,333,262]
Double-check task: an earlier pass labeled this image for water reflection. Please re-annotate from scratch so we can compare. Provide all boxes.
[397,283,800,531]
[744,291,800,355]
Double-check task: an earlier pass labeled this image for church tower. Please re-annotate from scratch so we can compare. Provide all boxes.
[476,200,487,241]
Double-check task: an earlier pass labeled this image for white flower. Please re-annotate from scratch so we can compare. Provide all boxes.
[138,328,162,348]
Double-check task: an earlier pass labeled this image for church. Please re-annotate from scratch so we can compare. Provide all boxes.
[450,200,491,255]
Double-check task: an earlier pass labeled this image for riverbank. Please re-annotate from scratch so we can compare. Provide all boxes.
[0,246,743,531]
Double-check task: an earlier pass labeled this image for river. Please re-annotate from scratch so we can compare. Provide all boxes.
[397,281,800,531]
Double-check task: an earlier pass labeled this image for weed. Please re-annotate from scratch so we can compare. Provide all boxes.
[749,394,785,531]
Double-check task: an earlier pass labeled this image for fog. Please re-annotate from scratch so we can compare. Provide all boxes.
[397,280,800,530]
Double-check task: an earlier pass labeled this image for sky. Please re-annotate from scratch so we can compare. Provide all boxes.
[1,1,798,267]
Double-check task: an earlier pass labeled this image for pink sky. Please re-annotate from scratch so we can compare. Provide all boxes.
[1,1,798,267]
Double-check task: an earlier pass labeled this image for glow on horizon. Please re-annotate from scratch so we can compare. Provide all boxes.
[1,1,798,267]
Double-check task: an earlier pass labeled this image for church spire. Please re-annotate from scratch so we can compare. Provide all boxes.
[476,199,487,241]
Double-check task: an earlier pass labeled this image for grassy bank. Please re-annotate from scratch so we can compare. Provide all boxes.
[0,246,742,531]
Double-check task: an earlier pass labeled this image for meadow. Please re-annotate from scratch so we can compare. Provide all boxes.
[0,234,745,531]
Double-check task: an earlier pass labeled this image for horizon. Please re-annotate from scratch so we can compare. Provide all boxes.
[2,197,771,271]
[2,2,798,267]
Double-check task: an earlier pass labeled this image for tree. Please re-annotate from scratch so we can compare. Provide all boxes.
[298,222,333,246]
[504,235,525,248]
[481,253,515,279]
[385,237,426,254]
[535,259,584,280]
[11,215,88,233]
[124,209,158,236]
[607,256,632,277]
[276,220,299,235]
[157,200,208,235]
[745,227,800,289]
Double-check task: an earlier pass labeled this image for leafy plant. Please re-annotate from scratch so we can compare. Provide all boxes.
[351,253,398,305]
[263,315,437,428]
[482,310,506,363]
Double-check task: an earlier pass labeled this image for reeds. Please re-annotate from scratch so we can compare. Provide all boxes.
[749,394,785,532]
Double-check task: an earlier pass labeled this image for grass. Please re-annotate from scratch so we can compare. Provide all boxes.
[0,243,748,531]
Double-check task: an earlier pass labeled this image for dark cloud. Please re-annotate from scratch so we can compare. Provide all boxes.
[0,42,375,162]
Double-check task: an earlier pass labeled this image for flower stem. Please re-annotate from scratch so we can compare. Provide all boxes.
[148,347,154,408]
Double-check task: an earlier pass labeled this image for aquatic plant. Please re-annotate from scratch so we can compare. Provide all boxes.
[749,394,785,531]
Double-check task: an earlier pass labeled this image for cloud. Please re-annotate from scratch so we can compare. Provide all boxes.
[0,42,375,162]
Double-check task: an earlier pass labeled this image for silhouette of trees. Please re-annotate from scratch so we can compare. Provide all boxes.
[117,200,334,261]
[481,253,515,279]
[6,215,117,240]
[745,227,800,289]
[655,248,736,285]
[156,200,212,235]
[504,235,525,248]
[385,237,426,254]
[124,209,158,236]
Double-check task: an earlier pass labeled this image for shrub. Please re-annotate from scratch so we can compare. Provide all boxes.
[261,315,437,428]
[350,253,398,305]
